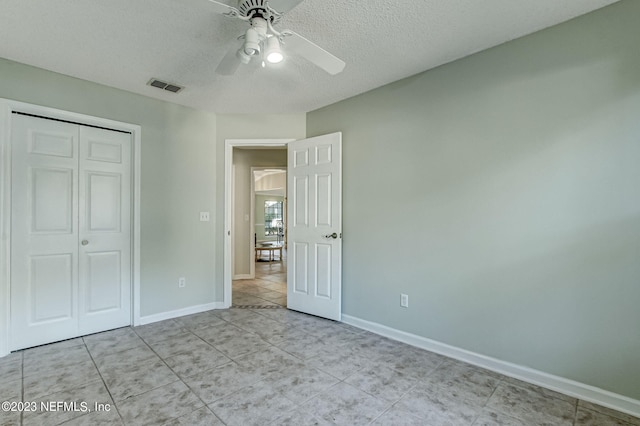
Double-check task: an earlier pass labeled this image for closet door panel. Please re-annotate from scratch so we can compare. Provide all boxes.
[78,126,131,335]
[10,115,80,350]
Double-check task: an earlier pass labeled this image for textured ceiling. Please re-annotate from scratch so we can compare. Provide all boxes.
[0,0,619,114]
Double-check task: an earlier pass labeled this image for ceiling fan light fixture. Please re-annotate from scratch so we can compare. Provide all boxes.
[266,51,284,64]
[244,28,260,56]
[265,36,284,64]
[236,48,252,64]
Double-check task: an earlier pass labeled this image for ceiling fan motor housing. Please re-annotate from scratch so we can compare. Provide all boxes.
[238,0,281,24]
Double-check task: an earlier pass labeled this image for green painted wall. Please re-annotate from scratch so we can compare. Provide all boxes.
[0,64,307,315]
[307,0,640,400]
[0,58,218,316]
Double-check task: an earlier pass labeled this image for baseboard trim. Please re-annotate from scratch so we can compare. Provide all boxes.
[138,302,226,325]
[233,274,253,280]
[342,314,640,418]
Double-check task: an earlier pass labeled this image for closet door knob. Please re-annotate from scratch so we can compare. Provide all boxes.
[81,240,89,246]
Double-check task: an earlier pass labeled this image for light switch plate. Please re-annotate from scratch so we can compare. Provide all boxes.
[200,212,210,222]
[400,293,409,308]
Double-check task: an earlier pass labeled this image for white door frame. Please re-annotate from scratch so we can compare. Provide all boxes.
[223,139,293,308]
[0,99,142,357]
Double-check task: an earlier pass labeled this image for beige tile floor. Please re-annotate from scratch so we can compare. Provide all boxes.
[232,248,287,308]
[1,254,638,425]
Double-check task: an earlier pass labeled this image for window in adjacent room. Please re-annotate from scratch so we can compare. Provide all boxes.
[264,200,283,236]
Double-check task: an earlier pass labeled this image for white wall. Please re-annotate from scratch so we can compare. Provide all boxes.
[308,0,640,401]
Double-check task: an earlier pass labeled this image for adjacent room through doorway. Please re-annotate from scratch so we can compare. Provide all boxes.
[233,168,287,307]
[229,147,288,308]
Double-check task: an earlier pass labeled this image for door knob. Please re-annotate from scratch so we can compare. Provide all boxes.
[324,233,338,239]
[81,240,89,246]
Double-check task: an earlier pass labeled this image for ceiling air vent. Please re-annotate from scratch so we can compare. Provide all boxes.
[147,78,184,94]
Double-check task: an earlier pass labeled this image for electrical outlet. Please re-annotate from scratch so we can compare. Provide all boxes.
[178,277,186,288]
[400,293,409,308]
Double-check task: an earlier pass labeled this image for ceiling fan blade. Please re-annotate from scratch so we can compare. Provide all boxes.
[216,42,243,75]
[282,31,345,75]
[268,0,306,13]
[207,0,239,15]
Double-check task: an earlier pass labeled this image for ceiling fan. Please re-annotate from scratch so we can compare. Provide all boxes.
[207,0,346,75]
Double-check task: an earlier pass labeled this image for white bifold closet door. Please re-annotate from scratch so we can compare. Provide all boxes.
[10,113,131,351]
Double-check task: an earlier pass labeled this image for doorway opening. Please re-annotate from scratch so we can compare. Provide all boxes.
[223,139,294,309]
[232,167,287,308]
[223,133,342,320]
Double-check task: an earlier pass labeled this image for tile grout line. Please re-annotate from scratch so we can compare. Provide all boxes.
[185,321,298,424]
[164,344,232,426]
[180,309,338,424]
[20,351,24,426]
[129,323,206,421]
[469,380,504,426]
[132,318,278,425]
[572,396,580,426]
[83,338,127,425]
[90,326,190,423]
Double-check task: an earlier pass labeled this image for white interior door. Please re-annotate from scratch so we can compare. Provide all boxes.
[10,114,131,350]
[287,132,342,321]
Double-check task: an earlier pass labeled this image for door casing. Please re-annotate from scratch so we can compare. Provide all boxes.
[0,99,142,357]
